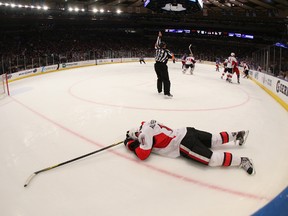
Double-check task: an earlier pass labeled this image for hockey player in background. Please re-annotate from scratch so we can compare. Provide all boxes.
[183,44,196,75]
[232,56,241,84]
[216,59,220,72]
[221,58,229,79]
[226,52,240,83]
[124,120,255,175]
[243,62,250,78]
[139,56,146,64]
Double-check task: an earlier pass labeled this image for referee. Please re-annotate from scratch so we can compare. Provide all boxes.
[154,31,174,98]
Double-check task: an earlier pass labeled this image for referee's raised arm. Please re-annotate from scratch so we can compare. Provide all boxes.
[155,31,162,49]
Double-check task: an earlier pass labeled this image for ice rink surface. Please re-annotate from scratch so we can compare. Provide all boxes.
[0,61,287,216]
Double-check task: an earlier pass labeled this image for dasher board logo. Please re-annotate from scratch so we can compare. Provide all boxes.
[41,65,59,72]
[19,68,38,76]
[276,80,288,97]
[262,76,272,86]
[62,63,78,68]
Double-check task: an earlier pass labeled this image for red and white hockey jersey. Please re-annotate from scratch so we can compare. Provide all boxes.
[185,56,196,65]
[133,120,187,160]
[227,56,237,69]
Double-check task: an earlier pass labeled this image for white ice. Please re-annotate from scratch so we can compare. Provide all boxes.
[0,61,287,216]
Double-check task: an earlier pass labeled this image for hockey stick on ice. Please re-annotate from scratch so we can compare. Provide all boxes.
[24,141,123,187]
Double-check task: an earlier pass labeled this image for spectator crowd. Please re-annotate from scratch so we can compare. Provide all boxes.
[0,24,287,80]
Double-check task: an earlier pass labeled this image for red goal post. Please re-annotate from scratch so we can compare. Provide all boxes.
[0,73,10,97]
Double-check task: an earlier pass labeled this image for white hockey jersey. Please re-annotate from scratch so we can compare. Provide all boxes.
[185,56,196,65]
[135,120,187,159]
[227,56,237,69]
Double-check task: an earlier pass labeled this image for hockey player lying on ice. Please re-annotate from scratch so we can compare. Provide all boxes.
[124,120,255,175]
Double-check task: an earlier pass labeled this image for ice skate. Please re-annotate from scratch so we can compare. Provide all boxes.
[164,93,173,99]
[235,130,249,146]
[226,78,232,83]
[240,157,255,175]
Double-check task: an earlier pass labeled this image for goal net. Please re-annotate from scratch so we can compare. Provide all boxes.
[0,73,9,97]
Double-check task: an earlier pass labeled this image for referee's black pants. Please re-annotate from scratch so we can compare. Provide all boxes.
[154,62,171,95]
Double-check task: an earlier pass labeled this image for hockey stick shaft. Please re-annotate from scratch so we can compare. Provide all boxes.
[189,44,193,56]
[24,141,123,187]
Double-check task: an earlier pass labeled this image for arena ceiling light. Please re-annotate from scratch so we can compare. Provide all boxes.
[68,7,85,12]
[0,2,49,10]
[0,1,123,15]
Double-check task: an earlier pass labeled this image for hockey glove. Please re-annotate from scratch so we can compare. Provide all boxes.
[124,138,140,152]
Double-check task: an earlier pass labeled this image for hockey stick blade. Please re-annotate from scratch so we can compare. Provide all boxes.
[24,173,36,187]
